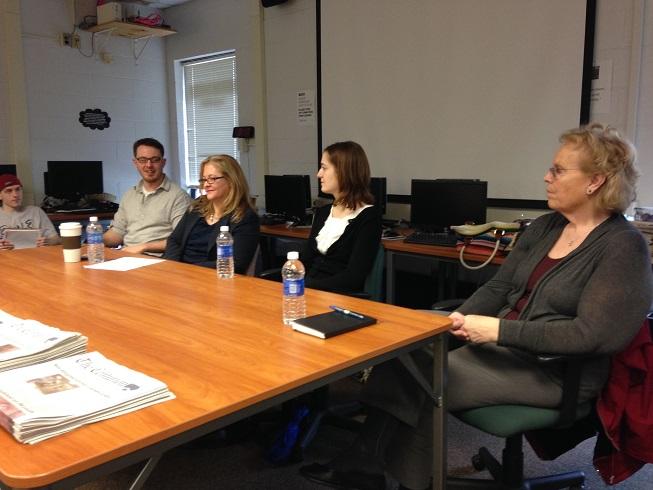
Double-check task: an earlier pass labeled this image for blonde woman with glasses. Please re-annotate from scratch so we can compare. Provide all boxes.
[163,155,259,272]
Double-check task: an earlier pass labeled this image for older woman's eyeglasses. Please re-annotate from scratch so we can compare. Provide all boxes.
[198,176,226,185]
[547,166,581,179]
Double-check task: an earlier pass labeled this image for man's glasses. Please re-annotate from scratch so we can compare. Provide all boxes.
[198,176,226,185]
[547,166,581,179]
[135,156,163,164]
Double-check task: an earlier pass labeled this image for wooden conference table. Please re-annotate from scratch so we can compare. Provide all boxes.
[0,247,450,490]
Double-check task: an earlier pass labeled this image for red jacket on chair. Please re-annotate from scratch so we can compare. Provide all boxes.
[594,320,653,485]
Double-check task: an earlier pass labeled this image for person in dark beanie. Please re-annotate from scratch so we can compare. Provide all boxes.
[0,174,60,250]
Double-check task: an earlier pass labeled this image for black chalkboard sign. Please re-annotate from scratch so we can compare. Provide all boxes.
[79,108,111,130]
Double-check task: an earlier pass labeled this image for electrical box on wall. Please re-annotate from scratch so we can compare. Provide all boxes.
[97,2,122,25]
[233,126,255,138]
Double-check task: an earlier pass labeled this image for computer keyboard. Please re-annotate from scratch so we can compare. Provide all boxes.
[403,231,458,247]
[54,208,97,213]
[260,214,290,225]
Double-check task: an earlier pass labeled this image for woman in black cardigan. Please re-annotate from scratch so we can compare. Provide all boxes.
[302,141,382,294]
[163,155,259,272]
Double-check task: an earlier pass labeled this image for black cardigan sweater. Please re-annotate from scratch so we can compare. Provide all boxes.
[163,207,260,273]
[301,204,382,294]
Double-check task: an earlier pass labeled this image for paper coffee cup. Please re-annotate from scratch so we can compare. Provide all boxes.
[59,222,82,263]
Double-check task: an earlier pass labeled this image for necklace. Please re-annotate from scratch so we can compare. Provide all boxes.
[563,227,578,247]
[208,206,223,225]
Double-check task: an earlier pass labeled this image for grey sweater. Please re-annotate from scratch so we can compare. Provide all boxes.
[459,212,652,395]
[0,205,60,245]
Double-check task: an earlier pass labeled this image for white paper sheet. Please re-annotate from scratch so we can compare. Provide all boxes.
[84,257,164,271]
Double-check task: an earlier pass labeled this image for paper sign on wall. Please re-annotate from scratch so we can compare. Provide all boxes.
[297,90,315,126]
[591,60,612,114]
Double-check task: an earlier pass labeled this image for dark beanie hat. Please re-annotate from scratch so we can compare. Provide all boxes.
[0,174,22,191]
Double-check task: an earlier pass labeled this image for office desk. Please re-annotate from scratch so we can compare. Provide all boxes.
[260,223,311,239]
[0,247,450,490]
[46,211,115,224]
[383,240,504,305]
[261,224,504,304]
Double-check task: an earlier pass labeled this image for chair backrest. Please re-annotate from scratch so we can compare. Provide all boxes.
[245,245,262,277]
[363,245,385,302]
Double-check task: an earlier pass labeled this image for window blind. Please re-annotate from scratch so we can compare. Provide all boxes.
[182,53,239,184]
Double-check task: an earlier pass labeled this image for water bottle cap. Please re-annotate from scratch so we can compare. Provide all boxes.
[89,216,98,222]
[287,251,299,260]
[220,225,229,231]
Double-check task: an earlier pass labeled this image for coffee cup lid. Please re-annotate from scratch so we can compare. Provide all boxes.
[59,222,82,230]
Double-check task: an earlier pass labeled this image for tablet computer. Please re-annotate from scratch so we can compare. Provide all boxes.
[4,229,41,249]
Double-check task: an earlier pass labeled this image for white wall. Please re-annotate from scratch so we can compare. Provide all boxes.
[0,0,32,202]
[593,0,652,207]
[263,0,317,195]
[1,0,171,203]
[635,0,653,207]
[0,0,650,208]
[0,2,11,167]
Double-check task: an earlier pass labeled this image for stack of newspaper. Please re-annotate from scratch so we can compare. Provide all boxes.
[0,351,175,444]
[0,311,88,372]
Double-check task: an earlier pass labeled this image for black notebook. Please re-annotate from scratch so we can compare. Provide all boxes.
[290,311,377,339]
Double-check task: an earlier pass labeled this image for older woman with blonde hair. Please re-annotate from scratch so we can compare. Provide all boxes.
[301,124,653,490]
[164,155,259,272]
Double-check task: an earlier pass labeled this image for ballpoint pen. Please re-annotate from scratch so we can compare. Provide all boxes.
[329,305,365,319]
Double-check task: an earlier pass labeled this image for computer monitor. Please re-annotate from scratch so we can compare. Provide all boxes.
[45,161,103,199]
[264,174,312,221]
[0,164,17,175]
[369,177,387,214]
[410,179,487,232]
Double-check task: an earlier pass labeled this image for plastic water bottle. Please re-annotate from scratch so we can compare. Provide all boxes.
[282,251,306,324]
[86,217,104,264]
[216,225,234,279]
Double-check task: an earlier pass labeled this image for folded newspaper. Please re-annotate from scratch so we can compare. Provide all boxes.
[0,311,88,372]
[0,351,175,444]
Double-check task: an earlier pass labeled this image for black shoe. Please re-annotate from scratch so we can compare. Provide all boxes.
[299,463,385,490]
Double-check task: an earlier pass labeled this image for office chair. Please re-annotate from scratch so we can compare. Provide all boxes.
[430,299,588,489]
[245,244,263,276]
[345,245,385,301]
[448,313,653,489]
[447,356,588,489]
